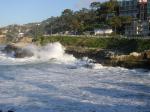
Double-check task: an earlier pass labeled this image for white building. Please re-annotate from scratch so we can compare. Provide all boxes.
[94,29,113,35]
[18,33,24,38]
[125,20,149,36]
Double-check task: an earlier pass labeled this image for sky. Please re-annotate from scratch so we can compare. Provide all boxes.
[0,0,106,27]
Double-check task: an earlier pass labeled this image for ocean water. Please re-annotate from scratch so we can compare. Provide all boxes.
[0,43,150,112]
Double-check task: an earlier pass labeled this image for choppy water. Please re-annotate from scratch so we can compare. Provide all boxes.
[0,43,150,112]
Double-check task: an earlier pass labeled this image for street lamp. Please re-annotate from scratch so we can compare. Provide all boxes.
[50,25,53,35]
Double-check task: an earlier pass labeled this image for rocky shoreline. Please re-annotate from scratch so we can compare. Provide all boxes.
[2,43,33,58]
[65,46,150,70]
[1,43,150,70]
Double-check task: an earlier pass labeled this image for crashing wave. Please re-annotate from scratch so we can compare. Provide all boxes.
[0,42,104,69]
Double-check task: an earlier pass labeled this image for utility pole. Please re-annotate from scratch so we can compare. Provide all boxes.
[34,23,40,39]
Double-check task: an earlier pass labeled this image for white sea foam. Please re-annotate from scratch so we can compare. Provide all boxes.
[0,57,149,112]
[23,42,76,63]
[0,43,149,112]
[0,42,103,69]
[0,42,76,65]
[90,63,104,69]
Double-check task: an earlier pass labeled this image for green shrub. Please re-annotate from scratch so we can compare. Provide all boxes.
[35,36,150,52]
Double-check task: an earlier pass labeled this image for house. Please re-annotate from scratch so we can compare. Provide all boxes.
[94,28,113,35]
[18,33,24,38]
[117,0,150,36]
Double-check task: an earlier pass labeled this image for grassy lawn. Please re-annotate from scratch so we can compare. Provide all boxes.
[34,36,150,53]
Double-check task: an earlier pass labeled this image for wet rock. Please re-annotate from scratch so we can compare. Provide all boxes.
[66,47,150,69]
[3,44,19,54]
[129,52,140,57]
[98,50,116,59]
[142,50,150,59]
[2,44,33,58]
[8,110,14,112]
[14,49,33,58]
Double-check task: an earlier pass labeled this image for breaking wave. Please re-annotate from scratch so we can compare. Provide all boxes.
[0,42,75,65]
[0,42,103,69]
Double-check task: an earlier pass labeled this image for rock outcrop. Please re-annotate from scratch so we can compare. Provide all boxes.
[2,43,33,58]
[66,46,150,69]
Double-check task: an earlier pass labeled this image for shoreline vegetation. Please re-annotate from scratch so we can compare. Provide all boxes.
[34,36,150,53]
[34,36,150,69]
[2,35,150,70]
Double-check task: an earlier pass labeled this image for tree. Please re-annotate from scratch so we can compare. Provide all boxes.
[62,9,73,16]
[119,16,132,34]
[61,9,74,31]
[120,16,132,25]
[108,17,121,34]
[41,0,130,35]
[74,8,95,33]
[108,16,132,34]
[90,2,101,10]
[97,0,118,22]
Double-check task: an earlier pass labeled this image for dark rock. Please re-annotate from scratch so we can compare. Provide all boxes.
[2,44,19,54]
[2,44,33,58]
[8,110,14,112]
[14,49,33,58]
[66,47,150,70]
[96,50,116,59]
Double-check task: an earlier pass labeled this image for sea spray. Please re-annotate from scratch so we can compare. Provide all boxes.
[0,42,76,65]
[24,42,76,63]
[0,42,104,69]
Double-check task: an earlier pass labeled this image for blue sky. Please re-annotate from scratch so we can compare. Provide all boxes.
[0,0,105,27]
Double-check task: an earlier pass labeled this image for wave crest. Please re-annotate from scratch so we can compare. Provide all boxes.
[0,42,104,69]
[0,42,76,65]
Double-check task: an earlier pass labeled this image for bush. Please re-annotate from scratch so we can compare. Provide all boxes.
[34,36,150,53]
